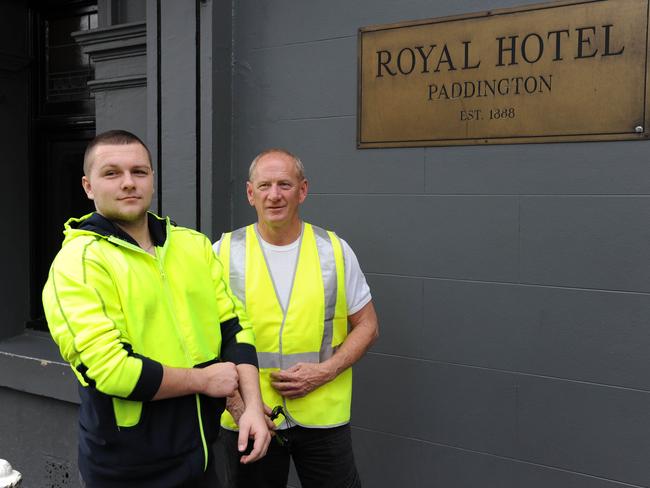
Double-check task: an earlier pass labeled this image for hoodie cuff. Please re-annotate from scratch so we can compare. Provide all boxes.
[222,343,259,368]
[127,356,164,401]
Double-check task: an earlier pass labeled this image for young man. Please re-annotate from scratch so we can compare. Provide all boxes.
[42,130,270,487]
[214,149,379,488]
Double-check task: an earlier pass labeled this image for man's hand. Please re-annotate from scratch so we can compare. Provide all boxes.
[200,362,239,397]
[228,393,277,432]
[238,407,271,464]
[270,362,334,399]
[268,301,379,401]
[226,391,246,424]
[153,362,238,400]
[235,364,272,464]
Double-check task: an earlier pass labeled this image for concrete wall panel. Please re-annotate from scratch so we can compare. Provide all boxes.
[520,197,650,292]
[236,38,356,123]
[516,377,650,486]
[302,194,519,282]
[425,141,650,195]
[354,356,650,486]
[353,428,643,488]
[353,355,518,457]
[423,280,650,390]
[235,0,539,49]
[365,274,423,358]
[0,388,79,488]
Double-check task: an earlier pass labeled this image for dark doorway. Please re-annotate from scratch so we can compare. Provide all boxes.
[29,0,97,329]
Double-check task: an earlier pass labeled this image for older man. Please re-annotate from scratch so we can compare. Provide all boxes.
[214,148,379,488]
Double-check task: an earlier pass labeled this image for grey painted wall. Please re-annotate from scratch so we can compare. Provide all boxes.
[231,0,650,487]
[0,387,79,488]
[146,0,233,236]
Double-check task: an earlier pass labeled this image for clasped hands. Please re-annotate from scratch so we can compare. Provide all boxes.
[226,362,334,461]
[201,362,270,464]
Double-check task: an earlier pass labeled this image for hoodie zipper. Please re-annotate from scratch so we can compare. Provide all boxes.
[107,234,209,470]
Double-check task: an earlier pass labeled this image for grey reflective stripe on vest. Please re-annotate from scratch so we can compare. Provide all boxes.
[312,225,337,363]
[229,228,247,307]
[257,346,340,370]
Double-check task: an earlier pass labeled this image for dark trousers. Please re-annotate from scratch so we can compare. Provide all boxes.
[176,457,221,488]
[79,455,220,488]
[215,424,361,488]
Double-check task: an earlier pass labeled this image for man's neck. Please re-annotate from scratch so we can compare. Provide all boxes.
[112,215,152,249]
[256,219,302,246]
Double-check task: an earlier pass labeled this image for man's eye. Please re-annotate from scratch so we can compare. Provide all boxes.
[258,184,269,190]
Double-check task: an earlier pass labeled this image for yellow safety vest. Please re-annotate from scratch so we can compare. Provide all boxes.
[218,223,351,428]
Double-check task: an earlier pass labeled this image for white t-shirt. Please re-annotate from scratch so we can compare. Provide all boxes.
[213,226,371,315]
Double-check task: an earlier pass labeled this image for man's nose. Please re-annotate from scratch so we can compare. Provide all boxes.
[121,172,135,188]
[268,184,281,199]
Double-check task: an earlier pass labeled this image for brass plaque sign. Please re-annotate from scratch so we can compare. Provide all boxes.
[358,0,650,147]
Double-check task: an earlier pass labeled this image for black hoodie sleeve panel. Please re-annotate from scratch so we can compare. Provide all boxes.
[220,317,259,367]
[222,343,259,367]
[126,356,164,401]
[220,317,241,345]
[75,344,163,400]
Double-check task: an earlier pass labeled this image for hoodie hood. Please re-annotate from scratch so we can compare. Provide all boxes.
[63,212,169,248]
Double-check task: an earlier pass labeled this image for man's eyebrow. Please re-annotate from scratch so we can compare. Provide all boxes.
[97,162,150,168]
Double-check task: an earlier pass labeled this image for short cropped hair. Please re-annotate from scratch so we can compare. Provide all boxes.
[248,148,305,181]
[83,129,152,175]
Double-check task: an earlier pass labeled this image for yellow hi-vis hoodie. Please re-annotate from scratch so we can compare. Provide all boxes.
[42,212,256,487]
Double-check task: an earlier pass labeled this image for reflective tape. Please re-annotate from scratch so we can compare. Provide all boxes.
[258,346,340,370]
[229,227,247,307]
[312,226,337,362]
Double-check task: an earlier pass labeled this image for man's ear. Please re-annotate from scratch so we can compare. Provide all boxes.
[81,175,94,200]
[246,181,255,206]
[298,178,308,204]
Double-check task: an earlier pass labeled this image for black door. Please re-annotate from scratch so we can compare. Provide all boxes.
[29,0,97,328]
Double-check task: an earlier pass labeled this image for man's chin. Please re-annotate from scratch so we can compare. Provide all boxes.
[101,209,148,224]
[264,210,287,220]
[264,217,288,227]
